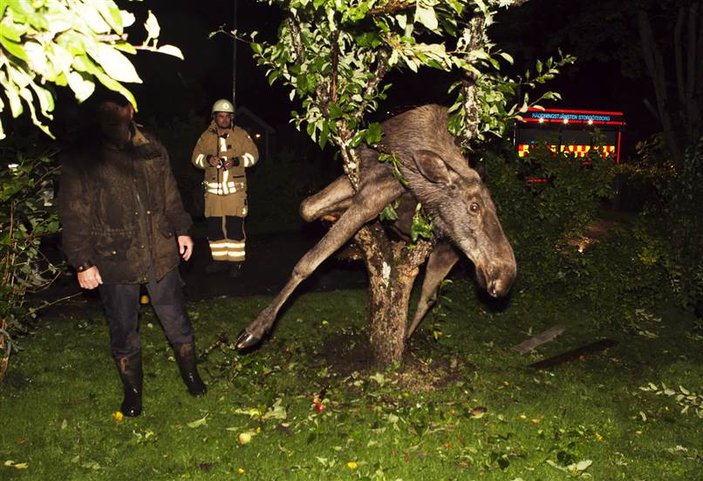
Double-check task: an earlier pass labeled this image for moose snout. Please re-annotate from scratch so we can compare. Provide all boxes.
[487,275,513,298]
[479,261,516,298]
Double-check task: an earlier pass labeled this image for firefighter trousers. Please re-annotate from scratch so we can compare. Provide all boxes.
[206,215,246,263]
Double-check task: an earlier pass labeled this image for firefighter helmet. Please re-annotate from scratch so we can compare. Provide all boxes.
[211,99,235,114]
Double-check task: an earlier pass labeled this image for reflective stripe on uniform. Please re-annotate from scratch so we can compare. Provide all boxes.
[194,153,207,168]
[226,250,245,261]
[209,239,246,262]
[205,180,244,195]
[242,152,255,167]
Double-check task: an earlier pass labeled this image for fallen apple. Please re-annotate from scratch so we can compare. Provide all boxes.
[237,432,252,445]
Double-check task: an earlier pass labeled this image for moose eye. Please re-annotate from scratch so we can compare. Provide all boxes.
[469,202,480,214]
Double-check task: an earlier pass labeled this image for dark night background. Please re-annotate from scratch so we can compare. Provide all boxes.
[117,0,659,161]
[126,0,288,126]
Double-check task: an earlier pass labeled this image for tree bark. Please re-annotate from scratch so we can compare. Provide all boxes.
[638,3,703,169]
[354,222,433,367]
[638,8,684,168]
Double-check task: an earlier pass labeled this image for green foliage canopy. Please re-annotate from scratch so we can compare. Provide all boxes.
[0,0,183,139]
[245,0,573,186]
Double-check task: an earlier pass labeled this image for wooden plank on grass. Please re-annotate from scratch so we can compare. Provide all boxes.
[528,339,619,369]
[512,325,565,354]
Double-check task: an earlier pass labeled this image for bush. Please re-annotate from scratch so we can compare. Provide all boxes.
[483,141,616,295]
[635,137,703,310]
[474,141,674,327]
[0,138,61,379]
[479,134,703,329]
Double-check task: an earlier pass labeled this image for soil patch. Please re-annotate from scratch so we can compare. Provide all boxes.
[321,329,464,392]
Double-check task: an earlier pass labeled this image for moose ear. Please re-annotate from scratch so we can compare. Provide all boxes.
[413,150,451,184]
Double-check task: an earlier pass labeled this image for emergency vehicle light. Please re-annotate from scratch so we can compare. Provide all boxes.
[521,108,625,126]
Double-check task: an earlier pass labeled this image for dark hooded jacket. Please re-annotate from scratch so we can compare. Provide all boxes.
[58,124,192,284]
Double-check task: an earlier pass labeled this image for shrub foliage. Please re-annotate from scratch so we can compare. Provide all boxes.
[0,139,60,339]
[636,137,703,310]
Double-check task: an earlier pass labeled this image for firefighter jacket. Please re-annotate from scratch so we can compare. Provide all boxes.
[191,121,259,217]
[58,124,193,284]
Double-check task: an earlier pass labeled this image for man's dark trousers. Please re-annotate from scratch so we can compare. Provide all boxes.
[99,267,194,358]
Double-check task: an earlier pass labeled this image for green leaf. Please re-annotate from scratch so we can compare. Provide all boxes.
[3,460,29,469]
[156,44,184,60]
[364,122,383,144]
[379,204,398,222]
[23,41,48,76]
[415,4,438,31]
[96,1,125,33]
[67,72,95,102]
[144,10,161,43]
[186,415,208,428]
[29,82,54,116]
[569,459,593,472]
[0,35,27,61]
[79,2,113,34]
[318,122,329,149]
[6,0,33,17]
[92,69,138,107]
[0,19,24,42]
[88,43,142,83]
[262,398,288,420]
[411,204,433,242]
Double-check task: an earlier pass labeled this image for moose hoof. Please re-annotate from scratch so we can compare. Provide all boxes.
[235,330,261,351]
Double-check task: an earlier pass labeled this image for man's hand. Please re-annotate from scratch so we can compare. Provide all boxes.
[178,235,194,261]
[77,266,103,290]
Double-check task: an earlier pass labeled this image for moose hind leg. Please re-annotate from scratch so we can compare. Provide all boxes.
[300,175,355,222]
[406,242,459,338]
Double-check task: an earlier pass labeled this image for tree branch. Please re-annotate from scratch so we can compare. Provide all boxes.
[368,1,415,17]
[355,50,390,124]
[330,27,340,104]
[286,16,305,61]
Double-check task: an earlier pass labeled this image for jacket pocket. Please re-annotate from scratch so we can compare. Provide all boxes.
[159,223,174,239]
[94,235,132,261]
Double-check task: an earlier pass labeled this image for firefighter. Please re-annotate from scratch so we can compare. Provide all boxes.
[191,99,259,277]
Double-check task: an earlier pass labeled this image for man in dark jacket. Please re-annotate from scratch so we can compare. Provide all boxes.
[58,93,206,417]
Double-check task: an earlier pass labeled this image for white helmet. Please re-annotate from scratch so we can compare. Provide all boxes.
[211,99,234,114]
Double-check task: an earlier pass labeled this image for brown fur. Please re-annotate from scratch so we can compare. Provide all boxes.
[236,105,516,349]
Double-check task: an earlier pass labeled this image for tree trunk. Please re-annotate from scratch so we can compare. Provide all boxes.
[0,324,10,383]
[354,222,433,367]
[638,8,684,168]
[638,3,703,169]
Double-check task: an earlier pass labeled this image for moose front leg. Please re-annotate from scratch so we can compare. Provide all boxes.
[236,174,405,350]
[406,241,459,338]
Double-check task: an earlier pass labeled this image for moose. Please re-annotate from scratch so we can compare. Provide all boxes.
[236,104,516,350]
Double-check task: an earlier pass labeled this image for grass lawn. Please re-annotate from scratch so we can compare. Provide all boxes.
[1,280,702,480]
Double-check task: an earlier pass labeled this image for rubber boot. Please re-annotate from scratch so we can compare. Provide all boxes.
[205,261,228,274]
[115,352,143,417]
[228,262,243,278]
[174,342,206,396]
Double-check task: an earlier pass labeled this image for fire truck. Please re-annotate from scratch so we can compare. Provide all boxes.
[514,108,626,183]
